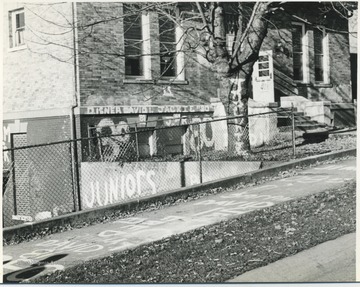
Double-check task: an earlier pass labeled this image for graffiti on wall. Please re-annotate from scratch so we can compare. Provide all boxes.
[94,118,133,162]
[187,117,215,153]
[80,162,181,210]
[84,170,156,209]
[83,105,213,115]
[88,102,227,160]
[184,102,228,154]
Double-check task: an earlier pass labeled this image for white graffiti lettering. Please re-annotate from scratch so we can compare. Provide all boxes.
[84,170,157,209]
[35,240,103,253]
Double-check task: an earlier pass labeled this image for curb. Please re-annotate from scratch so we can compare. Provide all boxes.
[3,148,356,242]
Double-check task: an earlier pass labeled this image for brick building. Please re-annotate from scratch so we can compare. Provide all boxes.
[3,2,356,161]
[3,2,356,224]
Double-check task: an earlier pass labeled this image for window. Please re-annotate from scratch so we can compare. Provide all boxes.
[159,14,177,77]
[314,27,329,83]
[9,9,25,48]
[123,5,143,77]
[226,33,235,55]
[292,23,309,83]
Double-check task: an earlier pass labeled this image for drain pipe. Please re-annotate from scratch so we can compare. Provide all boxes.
[70,2,81,211]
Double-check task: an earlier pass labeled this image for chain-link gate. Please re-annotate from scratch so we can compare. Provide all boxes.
[3,139,77,227]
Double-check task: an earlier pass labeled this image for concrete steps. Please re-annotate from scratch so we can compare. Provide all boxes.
[276,107,330,133]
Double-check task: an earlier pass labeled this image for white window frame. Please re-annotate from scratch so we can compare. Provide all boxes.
[292,22,310,83]
[175,22,185,81]
[123,6,151,79]
[9,8,26,51]
[314,26,330,84]
[226,33,235,56]
[142,13,151,80]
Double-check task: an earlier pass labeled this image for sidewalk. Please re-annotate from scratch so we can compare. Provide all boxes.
[228,232,356,282]
[3,158,356,282]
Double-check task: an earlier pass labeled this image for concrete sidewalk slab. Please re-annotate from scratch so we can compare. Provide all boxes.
[228,233,356,282]
[2,158,356,282]
[4,148,356,241]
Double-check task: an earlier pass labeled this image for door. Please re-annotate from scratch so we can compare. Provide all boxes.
[252,50,275,103]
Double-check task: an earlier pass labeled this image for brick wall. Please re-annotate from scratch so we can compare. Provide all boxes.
[76,3,220,108]
[262,4,352,104]
[3,3,75,114]
[76,3,352,109]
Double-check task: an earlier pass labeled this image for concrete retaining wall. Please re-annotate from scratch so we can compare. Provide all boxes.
[3,148,356,242]
[80,161,261,210]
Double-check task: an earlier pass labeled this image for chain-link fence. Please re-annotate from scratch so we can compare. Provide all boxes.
[3,108,299,227]
[3,140,78,227]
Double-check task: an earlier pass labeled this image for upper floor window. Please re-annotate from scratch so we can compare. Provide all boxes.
[159,14,177,77]
[314,27,329,83]
[292,22,309,83]
[123,5,143,77]
[9,9,25,48]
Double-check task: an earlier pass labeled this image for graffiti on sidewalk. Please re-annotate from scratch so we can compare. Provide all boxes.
[3,165,354,283]
[3,252,65,282]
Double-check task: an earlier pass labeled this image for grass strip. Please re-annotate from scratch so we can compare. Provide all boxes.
[30,179,356,283]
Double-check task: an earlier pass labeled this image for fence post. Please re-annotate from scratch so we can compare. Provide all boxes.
[198,123,203,184]
[10,134,17,215]
[69,142,77,212]
[291,104,296,159]
[134,124,140,160]
[73,139,82,211]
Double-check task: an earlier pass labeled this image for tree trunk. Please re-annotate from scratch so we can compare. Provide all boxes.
[215,2,272,155]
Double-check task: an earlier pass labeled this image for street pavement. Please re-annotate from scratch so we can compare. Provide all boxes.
[2,158,356,283]
[228,232,356,282]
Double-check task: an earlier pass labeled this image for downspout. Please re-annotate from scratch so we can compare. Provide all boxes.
[70,2,81,211]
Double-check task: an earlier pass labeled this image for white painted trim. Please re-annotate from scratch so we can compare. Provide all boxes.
[321,27,330,84]
[142,13,152,80]
[8,44,27,53]
[3,107,76,121]
[302,24,310,83]
[9,8,25,49]
[175,23,185,81]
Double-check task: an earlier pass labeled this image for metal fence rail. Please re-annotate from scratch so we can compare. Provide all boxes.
[3,109,297,227]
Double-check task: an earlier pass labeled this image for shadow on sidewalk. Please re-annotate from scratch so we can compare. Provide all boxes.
[3,253,67,283]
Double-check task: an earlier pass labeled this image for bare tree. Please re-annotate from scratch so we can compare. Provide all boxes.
[16,1,357,155]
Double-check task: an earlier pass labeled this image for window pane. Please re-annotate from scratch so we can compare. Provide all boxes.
[292,25,303,53]
[160,54,176,76]
[16,12,25,28]
[125,57,142,76]
[259,70,270,77]
[124,39,142,56]
[15,30,24,46]
[315,54,324,81]
[258,55,269,62]
[259,62,269,69]
[292,24,304,81]
[159,15,176,42]
[293,52,303,81]
[314,28,325,82]
[123,4,143,76]
[159,13,176,77]
[314,29,323,55]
